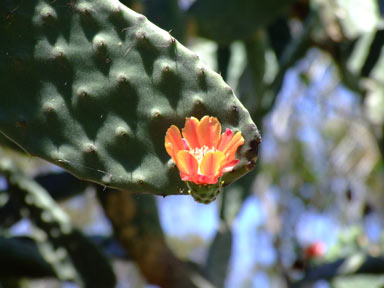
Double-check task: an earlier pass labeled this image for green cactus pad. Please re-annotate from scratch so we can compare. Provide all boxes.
[0,0,261,197]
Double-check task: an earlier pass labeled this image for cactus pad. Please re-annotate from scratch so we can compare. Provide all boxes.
[0,0,260,197]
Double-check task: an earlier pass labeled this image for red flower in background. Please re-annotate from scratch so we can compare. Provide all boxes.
[305,242,326,259]
[165,116,244,185]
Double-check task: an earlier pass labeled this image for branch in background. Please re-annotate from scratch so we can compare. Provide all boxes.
[0,190,22,229]
[0,159,116,288]
[266,11,316,115]
[34,172,88,201]
[267,16,292,62]
[0,171,88,229]
[242,31,267,125]
[360,29,384,77]
[379,125,384,161]
[293,254,384,287]
[141,0,185,41]
[239,11,314,127]
[0,236,55,279]
[204,222,232,288]
[217,45,231,81]
[98,188,214,288]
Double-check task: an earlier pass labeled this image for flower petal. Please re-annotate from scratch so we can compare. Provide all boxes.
[222,159,240,173]
[182,117,200,149]
[165,125,185,161]
[196,174,217,185]
[197,116,221,148]
[200,151,226,180]
[218,128,234,151]
[222,131,244,160]
[175,150,198,179]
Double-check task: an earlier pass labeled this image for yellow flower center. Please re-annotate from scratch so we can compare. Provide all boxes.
[189,146,216,162]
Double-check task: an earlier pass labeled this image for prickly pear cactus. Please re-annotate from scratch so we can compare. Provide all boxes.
[0,0,260,197]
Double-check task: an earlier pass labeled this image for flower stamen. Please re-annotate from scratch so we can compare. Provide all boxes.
[189,145,216,162]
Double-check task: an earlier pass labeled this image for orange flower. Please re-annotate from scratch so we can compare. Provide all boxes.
[165,116,244,185]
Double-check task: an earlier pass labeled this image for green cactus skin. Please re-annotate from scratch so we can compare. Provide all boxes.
[0,160,116,288]
[0,0,261,199]
[187,181,223,204]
